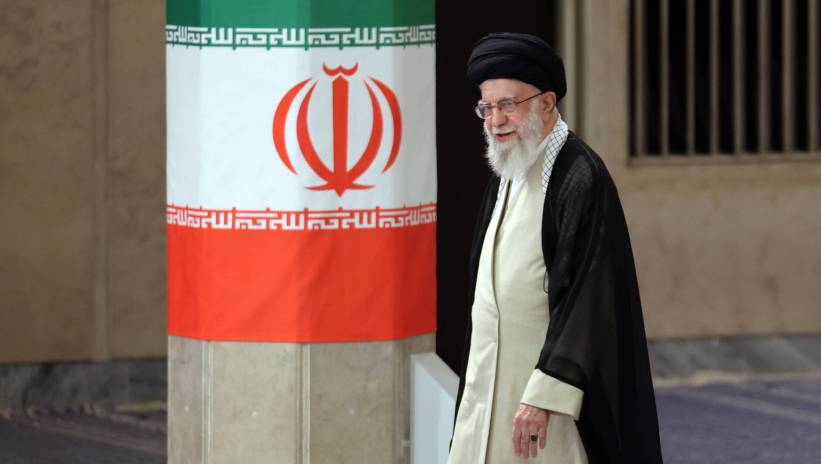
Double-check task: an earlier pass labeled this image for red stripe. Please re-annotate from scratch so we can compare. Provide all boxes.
[167,223,436,342]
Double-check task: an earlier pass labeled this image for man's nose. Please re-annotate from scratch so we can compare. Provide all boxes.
[489,107,507,126]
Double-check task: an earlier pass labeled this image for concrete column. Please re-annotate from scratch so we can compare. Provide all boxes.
[165,1,437,461]
[169,334,434,463]
[556,0,581,133]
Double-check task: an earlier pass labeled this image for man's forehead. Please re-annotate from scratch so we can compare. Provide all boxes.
[479,78,536,100]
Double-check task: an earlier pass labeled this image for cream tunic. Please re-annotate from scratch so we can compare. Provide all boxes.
[449,151,587,464]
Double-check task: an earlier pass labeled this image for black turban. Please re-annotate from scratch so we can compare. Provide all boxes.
[466,32,566,101]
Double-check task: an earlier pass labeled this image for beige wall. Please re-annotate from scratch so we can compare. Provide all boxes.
[568,0,821,338]
[0,0,166,363]
[2,0,819,364]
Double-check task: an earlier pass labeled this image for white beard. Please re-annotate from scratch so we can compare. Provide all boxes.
[483,105,545,180]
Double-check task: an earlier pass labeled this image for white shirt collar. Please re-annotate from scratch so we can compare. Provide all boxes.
[539,113,569,194]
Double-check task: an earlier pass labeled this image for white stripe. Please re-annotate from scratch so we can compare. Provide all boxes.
[167,46,436,210]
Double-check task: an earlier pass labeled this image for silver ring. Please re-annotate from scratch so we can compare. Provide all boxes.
[529,434,538,442]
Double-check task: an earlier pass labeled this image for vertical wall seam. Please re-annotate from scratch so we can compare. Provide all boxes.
[91,0,111,360]
[757,0,770,152]
[201,342,205,463]
[781,0,794,153]
[296,344,302,464]
[809,0,819,151]
[732,0,745,154]
[394,342,401,463]
[557,0,579,134]
[396,341,407,464]
[301,344,311,464]
[686,0,696,153]
[576,0,587,139]
[660,0,670,156]
[202,342,212,463]
[634,0,647,157]
[708,0,719,154]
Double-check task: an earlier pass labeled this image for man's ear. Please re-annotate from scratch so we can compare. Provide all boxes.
[541,92,557,121]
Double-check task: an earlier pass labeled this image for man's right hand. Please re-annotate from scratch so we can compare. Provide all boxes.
[512,403,550,459]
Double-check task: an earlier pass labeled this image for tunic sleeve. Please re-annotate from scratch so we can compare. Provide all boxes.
[520,369,584,420]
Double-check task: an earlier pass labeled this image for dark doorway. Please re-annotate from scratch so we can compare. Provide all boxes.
[435,3,558,373]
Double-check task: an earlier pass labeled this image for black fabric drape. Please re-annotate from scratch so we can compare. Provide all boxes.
[452,133,663,463]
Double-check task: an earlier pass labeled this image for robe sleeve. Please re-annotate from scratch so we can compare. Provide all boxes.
[537,152,616,392]
[532,139,663,462]
[517,154,597,420]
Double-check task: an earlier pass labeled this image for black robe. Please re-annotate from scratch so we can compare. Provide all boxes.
[453,132,664,463]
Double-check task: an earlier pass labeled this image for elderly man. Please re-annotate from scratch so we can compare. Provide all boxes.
[448,33,663,463]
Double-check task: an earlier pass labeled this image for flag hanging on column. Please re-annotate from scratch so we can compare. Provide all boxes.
[166,0,436,342]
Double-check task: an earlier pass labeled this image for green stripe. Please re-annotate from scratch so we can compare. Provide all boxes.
[167,0,434,28]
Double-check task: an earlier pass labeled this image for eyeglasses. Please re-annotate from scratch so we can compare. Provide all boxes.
[474,91,545,119]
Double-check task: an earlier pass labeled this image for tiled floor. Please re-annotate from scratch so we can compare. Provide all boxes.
[0,376,819,463]
[0,406,165,464]
[657,377,821,464]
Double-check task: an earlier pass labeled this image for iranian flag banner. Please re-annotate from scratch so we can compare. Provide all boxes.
[166,0,436,342]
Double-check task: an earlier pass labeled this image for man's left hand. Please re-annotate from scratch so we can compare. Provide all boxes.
[512,403,550,459]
